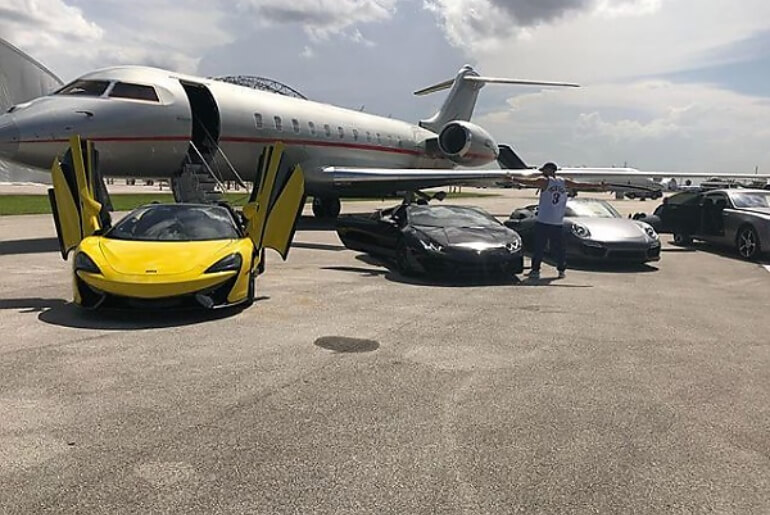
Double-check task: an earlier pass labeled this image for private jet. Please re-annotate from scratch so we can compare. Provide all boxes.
[1,37,769,217]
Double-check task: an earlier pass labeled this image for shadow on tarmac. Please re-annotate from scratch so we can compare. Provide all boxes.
[0,297,264,330]
[0,237,59,255]
[296,216,336,232]
[324,254,594,288]
[291,241,347,252]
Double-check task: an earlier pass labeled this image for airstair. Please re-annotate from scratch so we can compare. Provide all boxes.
[170,139,248,204]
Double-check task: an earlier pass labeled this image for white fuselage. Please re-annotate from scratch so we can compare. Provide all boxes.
[0,66,460,197]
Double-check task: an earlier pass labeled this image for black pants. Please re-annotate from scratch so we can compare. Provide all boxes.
[531,222,567,272]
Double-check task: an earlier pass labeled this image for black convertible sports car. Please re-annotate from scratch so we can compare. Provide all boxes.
[336,203,524,277]
[504,198,661,264]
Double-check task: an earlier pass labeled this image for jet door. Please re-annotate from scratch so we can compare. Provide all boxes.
[48,135,109,259]
[179,81,220,161]
[242,143,306,262]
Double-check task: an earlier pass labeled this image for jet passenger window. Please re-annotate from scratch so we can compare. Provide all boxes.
[352,129,359,141]
[308,121,316,135]
[56,80,111,97]
[338,126,344,139]
[324,124,331,137]
[366,132,372,142]
[292,119,300,133]
[274,116,283,131]
[109,83,159,102]
[254,113,263,129]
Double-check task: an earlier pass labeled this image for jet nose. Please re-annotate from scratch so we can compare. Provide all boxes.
[0,116,19,161]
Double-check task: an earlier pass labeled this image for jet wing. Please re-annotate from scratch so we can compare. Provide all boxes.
[323,167,511,196]
[551,168,770,180]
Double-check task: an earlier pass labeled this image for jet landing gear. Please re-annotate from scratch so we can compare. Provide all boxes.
[312,196,341,219]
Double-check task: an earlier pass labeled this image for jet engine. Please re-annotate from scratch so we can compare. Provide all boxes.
[437,121,499,167]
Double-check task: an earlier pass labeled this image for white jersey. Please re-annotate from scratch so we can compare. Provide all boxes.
[537,177,568,226]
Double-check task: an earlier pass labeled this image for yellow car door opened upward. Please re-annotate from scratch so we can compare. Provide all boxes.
[48,136,305,309]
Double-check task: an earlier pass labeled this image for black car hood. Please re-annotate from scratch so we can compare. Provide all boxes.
[414,225,516,246]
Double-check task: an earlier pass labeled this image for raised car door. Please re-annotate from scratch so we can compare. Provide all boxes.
[47,135,106,259]
[242,143,306,264]
[377,207,404,256]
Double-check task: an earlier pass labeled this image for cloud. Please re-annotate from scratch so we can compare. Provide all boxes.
[423,0,661,49]
[236,0,398,40]
[0,0,103,53]
[475,81,770,171]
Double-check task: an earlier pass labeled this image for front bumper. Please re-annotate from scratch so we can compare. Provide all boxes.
[411,247,524,276]
[570,239,661,262]
[74,273,244,310]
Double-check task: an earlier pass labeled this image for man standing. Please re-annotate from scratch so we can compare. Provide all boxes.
[511,162,606,279]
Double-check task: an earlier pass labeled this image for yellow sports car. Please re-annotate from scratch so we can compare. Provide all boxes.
[48,137,305,309]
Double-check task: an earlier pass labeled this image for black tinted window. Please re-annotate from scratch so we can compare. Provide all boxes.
[109,82,159,102]
[667,192,700,205]
[56,80,110,97]
[107,205,240,241]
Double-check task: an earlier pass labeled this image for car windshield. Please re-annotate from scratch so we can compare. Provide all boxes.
[729,192,770,209]
[564,200,620,218]
[106,204,240,241]
[409,205,500,228]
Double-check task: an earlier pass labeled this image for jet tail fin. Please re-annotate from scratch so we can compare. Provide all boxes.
[416,65,579,133]
[0,37,63,111]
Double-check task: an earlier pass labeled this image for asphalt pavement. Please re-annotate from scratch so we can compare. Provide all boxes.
[0,189,768,514]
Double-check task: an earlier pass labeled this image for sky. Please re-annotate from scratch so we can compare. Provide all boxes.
[2,0,770,172]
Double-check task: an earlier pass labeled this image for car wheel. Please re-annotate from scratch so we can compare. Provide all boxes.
[673,233,692,246]
[627,192,637,200]
[395,241,415,276]
[736,225,761,260]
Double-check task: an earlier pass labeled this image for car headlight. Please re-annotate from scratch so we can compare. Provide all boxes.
[74,252,101,274]
[419,239,444,253]
[641,223,659,240]
[205,253,242,273]
[571,223,591,239]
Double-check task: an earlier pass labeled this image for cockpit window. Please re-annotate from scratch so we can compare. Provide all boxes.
[109,82,160,102]
[56,80,111,97]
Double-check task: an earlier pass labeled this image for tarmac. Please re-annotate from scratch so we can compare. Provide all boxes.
[1,188,769,514]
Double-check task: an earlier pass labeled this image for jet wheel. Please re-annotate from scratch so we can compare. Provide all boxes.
[312,197,341,219]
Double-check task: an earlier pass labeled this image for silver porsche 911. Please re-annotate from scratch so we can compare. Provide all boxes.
[504,198,661,263]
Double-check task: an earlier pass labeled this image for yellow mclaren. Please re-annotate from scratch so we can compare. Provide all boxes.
[48,137,305,309]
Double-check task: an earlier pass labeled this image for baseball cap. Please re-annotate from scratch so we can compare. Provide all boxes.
[539,162,558,172]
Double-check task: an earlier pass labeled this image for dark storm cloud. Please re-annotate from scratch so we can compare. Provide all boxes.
[487,0,592,26]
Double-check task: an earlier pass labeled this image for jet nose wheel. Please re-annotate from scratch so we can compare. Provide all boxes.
[312,196,341,219]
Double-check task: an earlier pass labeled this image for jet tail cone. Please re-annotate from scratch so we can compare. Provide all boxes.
[0,116,19,161]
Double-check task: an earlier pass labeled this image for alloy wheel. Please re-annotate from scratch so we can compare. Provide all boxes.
[737,227,758,259]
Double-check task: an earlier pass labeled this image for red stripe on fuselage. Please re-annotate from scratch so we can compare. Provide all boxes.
[16,135,494,162]
[17,135,426,157]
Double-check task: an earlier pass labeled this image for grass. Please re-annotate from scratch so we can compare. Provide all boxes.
[0,191,498,216]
